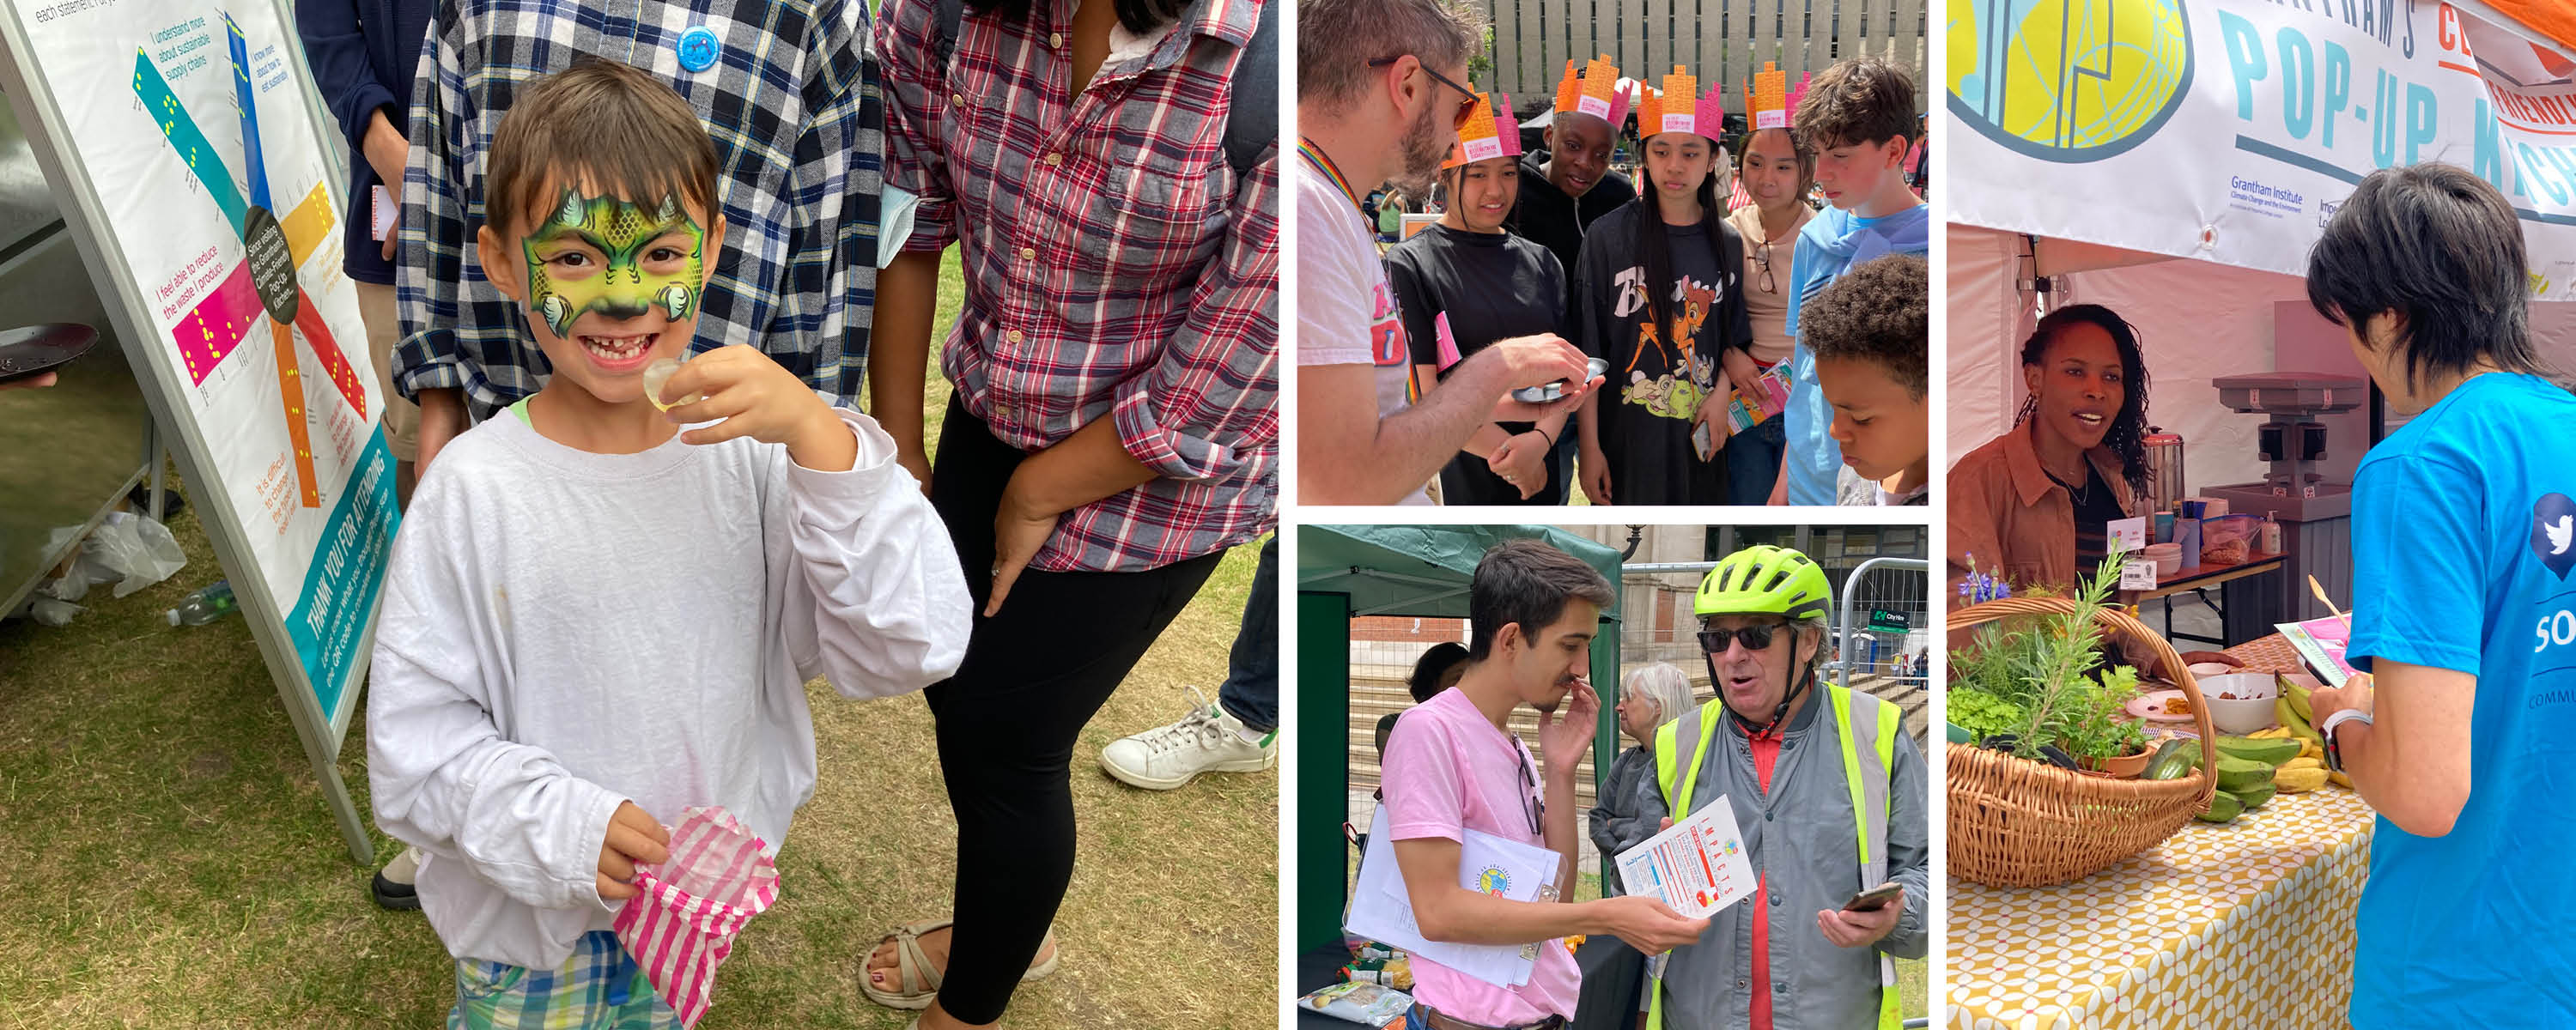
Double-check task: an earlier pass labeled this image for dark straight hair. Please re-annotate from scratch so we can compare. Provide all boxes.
[2306,162,2543,390]
[2014,304,2153,499]
[1406,642,1472,702]
[1635,138,1728,339]
[968,0,1191,34]
[1467,539,1616,661]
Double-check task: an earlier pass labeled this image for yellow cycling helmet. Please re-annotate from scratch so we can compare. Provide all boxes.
[1693,544,1832,623]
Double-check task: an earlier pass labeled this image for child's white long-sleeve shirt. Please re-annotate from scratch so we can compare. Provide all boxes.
[365,407,969,970]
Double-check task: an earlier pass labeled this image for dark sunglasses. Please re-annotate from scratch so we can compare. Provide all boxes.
[1513,737,1545,837]
[1368,55,1480,130]
[1698,621,1793,654]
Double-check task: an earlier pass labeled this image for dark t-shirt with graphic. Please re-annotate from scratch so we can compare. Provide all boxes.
[1385,223,1569,506]
[1509,153,1637,322]
[1571,201,1751,506]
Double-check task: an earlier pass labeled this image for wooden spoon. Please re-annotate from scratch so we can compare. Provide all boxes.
[2307,574,2352,627]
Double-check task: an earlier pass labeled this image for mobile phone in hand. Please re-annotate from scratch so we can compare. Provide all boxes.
[1844,883,1902,912]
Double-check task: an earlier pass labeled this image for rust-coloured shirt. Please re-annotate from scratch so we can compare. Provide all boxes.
[1947,419,2136,603]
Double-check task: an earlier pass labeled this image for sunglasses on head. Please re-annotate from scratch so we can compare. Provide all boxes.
[1368,55,1480,130]
[1698,620,1793,653]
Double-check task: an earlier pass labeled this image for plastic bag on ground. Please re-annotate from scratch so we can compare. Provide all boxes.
[85,512,185,597]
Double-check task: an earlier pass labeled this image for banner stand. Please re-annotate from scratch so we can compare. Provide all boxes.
[0,9,390,864]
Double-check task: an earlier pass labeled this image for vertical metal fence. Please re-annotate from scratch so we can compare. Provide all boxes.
[1835,555,1930,740]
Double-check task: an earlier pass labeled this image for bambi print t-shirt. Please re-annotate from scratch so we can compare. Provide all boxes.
[1570,201,1750,505]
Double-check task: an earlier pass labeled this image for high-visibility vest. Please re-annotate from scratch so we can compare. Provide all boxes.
[1644,683,1902,1030]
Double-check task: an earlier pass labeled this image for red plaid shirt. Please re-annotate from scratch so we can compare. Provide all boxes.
[878,0,1279,573]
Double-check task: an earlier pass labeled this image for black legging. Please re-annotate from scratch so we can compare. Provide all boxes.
[923,398,1222,1022]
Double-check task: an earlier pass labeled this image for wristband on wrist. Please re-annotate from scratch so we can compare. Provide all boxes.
[2322,708,2373,773]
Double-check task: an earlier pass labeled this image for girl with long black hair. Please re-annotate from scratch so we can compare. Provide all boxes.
[1569,71,1752,506]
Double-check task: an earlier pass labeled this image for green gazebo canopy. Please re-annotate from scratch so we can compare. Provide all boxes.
[1295,524,1627,952]
[1297,523,1626,621]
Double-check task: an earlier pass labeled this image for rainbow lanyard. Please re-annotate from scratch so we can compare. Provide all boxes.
[1297,137,1363,212]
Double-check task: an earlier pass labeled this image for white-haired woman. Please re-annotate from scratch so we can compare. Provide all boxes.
[1572,662,1701,1030]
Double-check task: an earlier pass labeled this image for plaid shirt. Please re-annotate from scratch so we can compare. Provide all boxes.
[395,0,882,419]
[878,0,1278,573]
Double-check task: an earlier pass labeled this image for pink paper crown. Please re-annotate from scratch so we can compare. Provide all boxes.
[1786,72,1813,128]
[1695,82,1726,142]
[1607,78,1633,130]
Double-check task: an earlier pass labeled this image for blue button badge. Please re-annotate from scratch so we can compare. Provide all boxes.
[677,26,720,73]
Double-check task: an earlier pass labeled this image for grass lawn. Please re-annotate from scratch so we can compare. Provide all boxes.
[0,249,1276,1028]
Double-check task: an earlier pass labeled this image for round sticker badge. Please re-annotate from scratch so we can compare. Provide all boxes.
[677,26,720,73]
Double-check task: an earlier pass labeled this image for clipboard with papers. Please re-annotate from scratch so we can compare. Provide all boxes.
[1344,806,1563,988]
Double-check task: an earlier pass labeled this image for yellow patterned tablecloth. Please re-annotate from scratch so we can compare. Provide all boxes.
[1946,786,2377,1030]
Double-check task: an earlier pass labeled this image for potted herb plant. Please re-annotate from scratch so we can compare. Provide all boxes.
[1947,549,2154,775]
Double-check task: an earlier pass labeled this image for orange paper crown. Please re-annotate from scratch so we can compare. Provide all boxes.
[1553,55,1623,124]
[1650,66,1698,136]
[1751,62,1789,130]
[1638,67,1723,142]
[1443,91,1524,168]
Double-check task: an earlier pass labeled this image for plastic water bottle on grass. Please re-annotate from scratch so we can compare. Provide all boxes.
[166,579,236,627]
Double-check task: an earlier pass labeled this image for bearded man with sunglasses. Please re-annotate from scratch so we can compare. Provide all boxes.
[1296,0,1601,505]
[1637,545,1927,1030]
[1382,539,1710,1030]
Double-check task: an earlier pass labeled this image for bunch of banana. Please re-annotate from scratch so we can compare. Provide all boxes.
[2257,678,2355,789]
[2274,675,2324,746]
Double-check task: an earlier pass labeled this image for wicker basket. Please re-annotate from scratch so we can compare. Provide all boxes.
[1947,597,2219,888]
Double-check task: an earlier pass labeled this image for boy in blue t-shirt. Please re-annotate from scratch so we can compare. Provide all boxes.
[2304,162,2576,1025]
[1776,56,1928,506]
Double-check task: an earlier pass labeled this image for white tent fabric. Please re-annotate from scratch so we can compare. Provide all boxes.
[1947,225,2576,495]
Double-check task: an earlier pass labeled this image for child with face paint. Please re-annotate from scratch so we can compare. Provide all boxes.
[364,62,969,1028]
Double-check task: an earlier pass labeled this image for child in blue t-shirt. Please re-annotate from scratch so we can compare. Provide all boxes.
[2302,162,2576,1026]
[1775,56,1929,506]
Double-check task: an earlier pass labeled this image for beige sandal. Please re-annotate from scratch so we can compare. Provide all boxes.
[859,919,1060,1010]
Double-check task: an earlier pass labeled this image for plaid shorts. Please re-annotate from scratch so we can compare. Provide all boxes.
[449,930,680,1030]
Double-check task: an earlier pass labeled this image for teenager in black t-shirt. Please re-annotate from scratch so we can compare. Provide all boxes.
[1571,77,1750,506]
[1387,101,1574,505]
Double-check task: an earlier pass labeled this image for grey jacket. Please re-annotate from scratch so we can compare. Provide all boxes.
[1587,746,1660,897]
[1637,690,1929,1030]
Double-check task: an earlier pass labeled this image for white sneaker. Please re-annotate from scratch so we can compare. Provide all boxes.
[1099,687,1276,790]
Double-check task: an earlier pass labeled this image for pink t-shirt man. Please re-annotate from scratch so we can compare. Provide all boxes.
[1381,688,1583,1024]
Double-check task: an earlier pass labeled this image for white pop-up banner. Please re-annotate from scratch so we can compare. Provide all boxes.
[1,0,394,859]
[1949,0,2576,298]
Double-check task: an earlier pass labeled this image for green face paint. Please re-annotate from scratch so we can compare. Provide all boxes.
[520,186,707,339]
